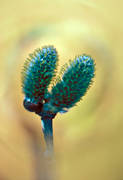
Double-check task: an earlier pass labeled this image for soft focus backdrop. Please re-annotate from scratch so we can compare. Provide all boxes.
[0,0,123,180]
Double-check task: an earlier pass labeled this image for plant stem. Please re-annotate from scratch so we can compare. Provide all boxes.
[41,118,53,153]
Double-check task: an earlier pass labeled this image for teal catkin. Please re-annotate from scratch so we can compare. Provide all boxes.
[21,45,58,104]
[45,54,95,113]
[21,46,96,152]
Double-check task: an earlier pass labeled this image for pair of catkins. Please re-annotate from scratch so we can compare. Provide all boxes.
[21,45,95,152]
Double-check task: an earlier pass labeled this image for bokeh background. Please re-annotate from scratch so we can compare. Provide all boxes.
[0,0,123,179]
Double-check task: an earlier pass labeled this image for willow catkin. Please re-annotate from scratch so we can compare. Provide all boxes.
[21,46,58,104]
[46,54,95,113]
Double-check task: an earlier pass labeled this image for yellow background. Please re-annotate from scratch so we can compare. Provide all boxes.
[0,0,123,179]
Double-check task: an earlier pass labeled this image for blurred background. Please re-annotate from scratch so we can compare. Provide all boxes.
[0,0,123,179]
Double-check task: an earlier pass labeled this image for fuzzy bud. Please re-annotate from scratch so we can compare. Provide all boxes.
[21,45,58,104]
[48,54,95,112]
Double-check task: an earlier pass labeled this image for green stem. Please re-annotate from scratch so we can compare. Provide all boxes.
[41,118,53,153]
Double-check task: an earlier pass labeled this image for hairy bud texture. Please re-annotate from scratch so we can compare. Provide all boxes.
[21,48,96,152]
[48,55,95,112]
[21,46,58,104]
